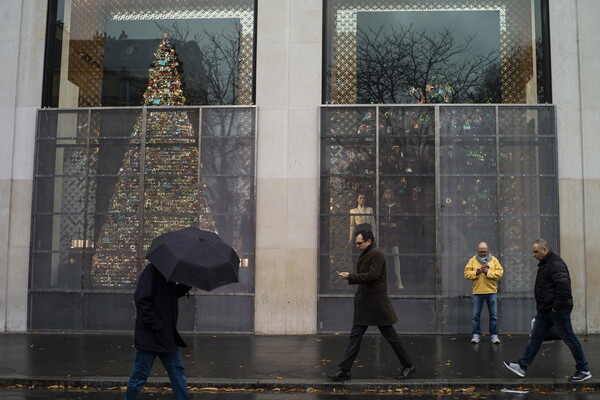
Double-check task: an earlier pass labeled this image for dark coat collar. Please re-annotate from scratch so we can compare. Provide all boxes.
[361,243,375,255]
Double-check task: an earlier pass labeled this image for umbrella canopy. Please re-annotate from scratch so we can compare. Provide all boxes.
[146,227,239,291]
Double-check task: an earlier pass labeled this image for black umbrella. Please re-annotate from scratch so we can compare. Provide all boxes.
[145,227,239,291]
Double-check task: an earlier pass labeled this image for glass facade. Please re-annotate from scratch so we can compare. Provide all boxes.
[324,0,549,104]
[43,0,255,108]
[30,106,256,331]
[319,105,557,333]
[30,0,558,334]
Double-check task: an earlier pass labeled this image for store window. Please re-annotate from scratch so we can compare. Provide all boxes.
[324,0,550,104]
[32,1,257,332]
[31,105,256,331]
[43,0,255,107]
[319,105,557,333]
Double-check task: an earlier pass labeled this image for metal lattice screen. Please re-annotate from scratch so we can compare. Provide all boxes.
[319,104,557,334]
[30,106,256,332]
[326,0,540,104]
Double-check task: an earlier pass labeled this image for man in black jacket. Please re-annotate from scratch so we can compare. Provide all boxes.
[125,264,192,399]
[327,230,414,381]
[503,239,591,382]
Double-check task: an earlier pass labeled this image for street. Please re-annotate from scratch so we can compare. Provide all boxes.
[0,388,599,400]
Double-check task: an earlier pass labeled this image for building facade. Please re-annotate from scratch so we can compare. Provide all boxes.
[0,0,599,334]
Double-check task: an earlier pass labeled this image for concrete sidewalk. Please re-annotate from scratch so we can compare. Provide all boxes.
[0,333,597,392]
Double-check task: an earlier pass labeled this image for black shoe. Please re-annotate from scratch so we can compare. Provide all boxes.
[397,365,416,379]
[568,370,592,382]
[327,369,351,381]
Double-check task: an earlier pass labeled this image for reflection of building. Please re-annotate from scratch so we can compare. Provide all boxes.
[3,1,600,335]
[102,38,210,106]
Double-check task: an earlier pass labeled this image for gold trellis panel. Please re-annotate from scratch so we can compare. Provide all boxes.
[68,0,255,107]
[329,0,536,104]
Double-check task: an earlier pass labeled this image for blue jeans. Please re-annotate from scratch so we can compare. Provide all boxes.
[471,293,498,335]
[125,348,190,400]
[518,310,589,372]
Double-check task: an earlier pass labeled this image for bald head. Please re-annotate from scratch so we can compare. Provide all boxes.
[477,242,489,257]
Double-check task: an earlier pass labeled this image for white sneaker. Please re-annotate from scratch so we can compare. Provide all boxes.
[471,334,480,344]
[491,335,500,344]
[504,361,526,377]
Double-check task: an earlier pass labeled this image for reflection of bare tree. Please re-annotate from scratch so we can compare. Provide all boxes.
[155,21,241,105]
[357,25,500,104]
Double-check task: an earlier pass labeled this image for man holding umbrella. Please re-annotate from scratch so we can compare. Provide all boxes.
[124,263,192,400]
[125,227,240,399]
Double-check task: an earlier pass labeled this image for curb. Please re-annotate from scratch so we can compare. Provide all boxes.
[0,376,598,392]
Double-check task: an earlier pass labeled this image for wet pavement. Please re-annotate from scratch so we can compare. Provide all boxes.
[0,332,598,393]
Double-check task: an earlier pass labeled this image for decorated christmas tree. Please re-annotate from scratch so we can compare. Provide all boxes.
[91,33,215,286]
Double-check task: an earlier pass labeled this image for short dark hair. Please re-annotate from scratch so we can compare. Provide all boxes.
[355,229,375,243]
[534,238,551,251]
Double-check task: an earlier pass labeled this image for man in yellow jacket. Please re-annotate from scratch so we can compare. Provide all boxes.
[464,242,504,344]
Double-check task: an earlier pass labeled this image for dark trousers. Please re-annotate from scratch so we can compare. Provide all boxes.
[338,325,412,371]
[518,310,589,372]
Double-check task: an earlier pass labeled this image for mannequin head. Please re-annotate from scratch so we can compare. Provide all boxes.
[383,188,395,202]
[356,194,366,206]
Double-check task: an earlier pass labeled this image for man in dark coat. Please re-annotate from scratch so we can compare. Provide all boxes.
[503,239,592,382]
[125,264,192,399]
[327,230,415,381]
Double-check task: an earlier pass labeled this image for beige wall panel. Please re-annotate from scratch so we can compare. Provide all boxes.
[0,179,8,329]
[254,0,322,333]
[0,180,10,248]
[256,178,288,250]
[12,107,37,180]
[1,0,47,331]
[256,43,290,111]
[287,109,319,179]
[285,248,318,334]
[0,107,16,181]
[286,178,318,250]
[289,43,322,111]
[0,41,19,108]
[0,0,23,41]
[256,110,289,180]
[577,0,600,333]
[582,179,600,332]
[290,0,322,44]
[550,0,588,333]
[557,178,585,331]
[6,244,29,331]
[6,179,33,331]
[254,248,288,334]
[0,243,6,329]
[256,0,290,44]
